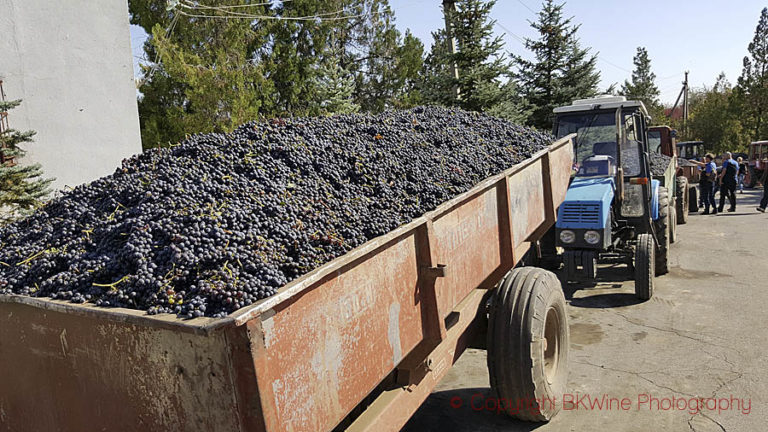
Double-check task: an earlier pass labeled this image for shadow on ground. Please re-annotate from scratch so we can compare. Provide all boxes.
[402,387,545,432]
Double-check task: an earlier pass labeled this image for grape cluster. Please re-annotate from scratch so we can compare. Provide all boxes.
[0,106,552,318]
[650,153,674,176]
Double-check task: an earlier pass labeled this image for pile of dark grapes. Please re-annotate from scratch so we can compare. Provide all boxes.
[0,107,552,318]
[650,153,674,176]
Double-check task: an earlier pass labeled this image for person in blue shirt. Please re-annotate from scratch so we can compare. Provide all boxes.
[691,153,718,214]
[718,152,739,212]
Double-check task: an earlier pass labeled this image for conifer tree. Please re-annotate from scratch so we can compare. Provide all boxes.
[515,0,599,130]
[620,47,660,109]
[422,0,527,121]
[0,99,53,223]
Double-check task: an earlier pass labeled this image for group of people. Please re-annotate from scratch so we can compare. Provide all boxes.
[690,152,768,214]
[691,152,749,215]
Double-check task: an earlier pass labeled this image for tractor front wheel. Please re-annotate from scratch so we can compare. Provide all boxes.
[635,234,655,300]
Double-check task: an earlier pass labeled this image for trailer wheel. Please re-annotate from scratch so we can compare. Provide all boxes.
[655,187,671,276]
[487,267,569,422]
[635,234,655,300]
[675,176,689,224]
[688,186,699,214]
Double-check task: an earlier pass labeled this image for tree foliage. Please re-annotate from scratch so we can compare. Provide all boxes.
[421,0,528,122]
[737,7,768,141]
[686,74,748,153]
[515,0,599,130]
[130,0,423,148]
[0,99,53,223]
[620,47,660,110]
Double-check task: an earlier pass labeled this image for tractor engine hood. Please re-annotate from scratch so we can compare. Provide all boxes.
[556,177,615,230]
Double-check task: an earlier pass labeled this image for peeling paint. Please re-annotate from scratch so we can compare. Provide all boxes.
[388,303,402,365]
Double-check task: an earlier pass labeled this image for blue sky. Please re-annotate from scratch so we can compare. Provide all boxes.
[130,0,767,105]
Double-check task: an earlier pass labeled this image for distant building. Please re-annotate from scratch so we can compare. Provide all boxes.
[0,0,141,189]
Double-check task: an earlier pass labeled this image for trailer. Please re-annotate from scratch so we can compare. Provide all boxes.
[0,136,575,432]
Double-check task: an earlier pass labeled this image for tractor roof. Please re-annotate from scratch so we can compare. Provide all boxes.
[553,95,648,116]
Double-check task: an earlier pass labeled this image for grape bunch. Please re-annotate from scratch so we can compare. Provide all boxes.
[0,106,552,318]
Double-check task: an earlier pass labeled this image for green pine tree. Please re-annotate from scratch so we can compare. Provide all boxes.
[620,47,660,109]
[515,0,599,130]
[422,0,526,121]
[737,7,768,140]
[0,99,53,223]
[312,47,361,115]
[130,0,274,148]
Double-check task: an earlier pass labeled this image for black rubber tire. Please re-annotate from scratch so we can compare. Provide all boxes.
[688,186,699,214]
[655,187,670,276]
[583,251,597,279]
[487,267,569,422]
[635,233,655,300]
[675,176,689,224]
[748,165,757,188]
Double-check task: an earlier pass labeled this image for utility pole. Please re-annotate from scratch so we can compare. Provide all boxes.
[682,71,689,136]
[442,0,460,101]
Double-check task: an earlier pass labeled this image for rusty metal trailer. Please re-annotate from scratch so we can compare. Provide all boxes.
[0,136,574,432]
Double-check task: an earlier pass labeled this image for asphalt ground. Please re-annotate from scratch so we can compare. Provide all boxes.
[403,188,767,432]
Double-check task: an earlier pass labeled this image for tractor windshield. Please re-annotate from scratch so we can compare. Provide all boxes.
[555,111,643,177]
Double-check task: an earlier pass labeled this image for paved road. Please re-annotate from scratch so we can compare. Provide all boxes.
[404,189,767,432]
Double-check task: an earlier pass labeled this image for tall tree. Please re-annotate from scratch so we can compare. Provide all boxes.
[737,7,768,141]
[688,74,747,153]
[0,99,53,223]
[421,0,526,121]
[620,47,660,109]
[515,0,600,130]
[351,3,424,112]
[130,0,274,148]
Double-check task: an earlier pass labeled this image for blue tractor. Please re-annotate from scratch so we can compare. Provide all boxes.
[551,96,673,300]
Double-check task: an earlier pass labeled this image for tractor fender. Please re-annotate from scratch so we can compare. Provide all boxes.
[650,179,660,220]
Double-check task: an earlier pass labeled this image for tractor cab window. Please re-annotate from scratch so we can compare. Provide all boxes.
[555,111,644,178]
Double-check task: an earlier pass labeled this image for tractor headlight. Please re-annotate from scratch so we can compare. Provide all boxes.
[584,230,601,245]
[560,230,576,244]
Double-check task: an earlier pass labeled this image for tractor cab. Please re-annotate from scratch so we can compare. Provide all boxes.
[552,96,672,300]
[676,141,704,160]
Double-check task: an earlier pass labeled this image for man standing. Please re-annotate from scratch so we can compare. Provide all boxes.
[758,167,768,212]
[718,152,738,212]
[691,154,718,214]
[738,157,747,193]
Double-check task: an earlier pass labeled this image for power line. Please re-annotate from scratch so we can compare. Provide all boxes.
[515,0,537,15]
[177,0,374,21]
[599,57,632,74]
[494,21,526,45]
[181,0,292,9]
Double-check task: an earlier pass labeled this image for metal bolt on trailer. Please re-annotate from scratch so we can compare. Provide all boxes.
[0,136,574,432]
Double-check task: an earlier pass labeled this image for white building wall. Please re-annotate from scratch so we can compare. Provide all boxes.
[0,0,141,189]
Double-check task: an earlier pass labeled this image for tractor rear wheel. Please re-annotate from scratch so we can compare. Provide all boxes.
[487,267,569,422]
[635,234,655,300]
[655,187,671,276]
[675,176,689,225]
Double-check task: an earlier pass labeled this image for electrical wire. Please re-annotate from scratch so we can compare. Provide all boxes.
[177,0,374,21]
[181,0,292,9]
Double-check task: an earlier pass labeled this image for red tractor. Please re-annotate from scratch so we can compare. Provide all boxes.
[746,141,768,188]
